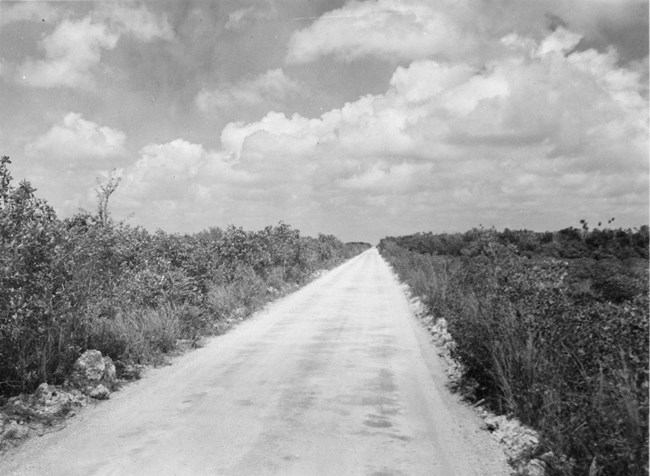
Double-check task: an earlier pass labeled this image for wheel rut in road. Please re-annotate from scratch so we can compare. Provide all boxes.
[0,248,510,476]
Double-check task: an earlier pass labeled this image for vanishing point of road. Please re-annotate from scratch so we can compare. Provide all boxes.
[0,249,510,476]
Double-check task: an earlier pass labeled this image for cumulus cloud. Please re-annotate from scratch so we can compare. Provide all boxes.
[86,24,646,236]
[286,0,474,64]
[196,69,302,113]
[113,139,253,228]
[18,17,119,89]
[286,0,648,67]
[223,27,647,235]
[4,1,646,239]
[81,19,644,236]
[536,27,582,56]
[120,139,246,200]
[25,112,126,163]
[16,5,173,89]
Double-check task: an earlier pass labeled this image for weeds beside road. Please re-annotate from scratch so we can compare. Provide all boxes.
[0,156,369,401]
[379,229,648,476]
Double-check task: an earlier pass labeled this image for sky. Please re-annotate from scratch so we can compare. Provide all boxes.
[0,0,648,242]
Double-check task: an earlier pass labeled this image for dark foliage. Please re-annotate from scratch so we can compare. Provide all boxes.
[380,229,648,476]
[0,157,363,397]
[381,225,648,261]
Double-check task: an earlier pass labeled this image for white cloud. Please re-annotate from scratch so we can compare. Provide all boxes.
[5,1,646,239]
[25,112,126,162]
[16,5,173,89]
[388,62,475,102]
[18,17,118,89]
[113,139,252,228]
[119,139,249,202]
[105,29,647,237]
[196,69,302,113]
[286,0,473,64]
[0,2,63,25]
[535,27,583,56]
[219,28,647,235]
[286,0,648,69]
[97,24,645,236]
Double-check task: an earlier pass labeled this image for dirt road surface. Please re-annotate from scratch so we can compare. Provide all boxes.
[0,249,510,476]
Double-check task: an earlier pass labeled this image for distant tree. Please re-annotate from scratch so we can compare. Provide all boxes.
[95,169,121,227]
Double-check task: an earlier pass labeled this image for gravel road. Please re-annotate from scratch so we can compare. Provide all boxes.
[0,248,510,476]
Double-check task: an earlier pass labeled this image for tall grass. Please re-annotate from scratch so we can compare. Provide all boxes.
[380,238,648,475]
[87,306,181,364]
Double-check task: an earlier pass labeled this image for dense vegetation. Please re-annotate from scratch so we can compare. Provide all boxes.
[384,224,648,261]
[380,228,648,476]
[0,156,369,400]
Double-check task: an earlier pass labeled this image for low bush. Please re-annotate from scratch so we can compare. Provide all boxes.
[380,231,648,475]
[0,157,364,398]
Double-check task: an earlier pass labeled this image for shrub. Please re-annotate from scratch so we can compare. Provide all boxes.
[0,156,365,399]
[380,232,649,475]
[0,157,71,393]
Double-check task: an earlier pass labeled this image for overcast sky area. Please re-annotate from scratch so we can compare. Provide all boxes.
[0,0,648,242]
